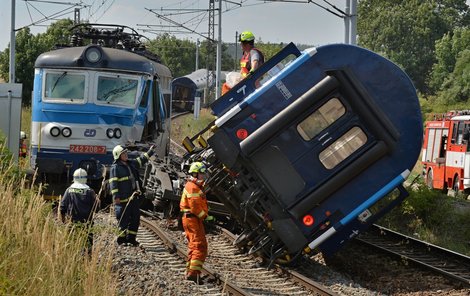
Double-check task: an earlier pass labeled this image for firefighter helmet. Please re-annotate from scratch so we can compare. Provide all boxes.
[188,162,206,174]
[20,131,27,139]
[239,31,255,42]
[112,145,127,160]
[73,168,88,184]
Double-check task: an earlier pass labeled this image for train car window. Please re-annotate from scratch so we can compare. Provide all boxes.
[425,128,436,162]
[44,72,86,102]
[256,54,297,88]
[97,76,138,106]
[319,127,368,169]
[139,80,150,108]
[297,98,346,141]
[451,121,458,144]
[431,128,442,162]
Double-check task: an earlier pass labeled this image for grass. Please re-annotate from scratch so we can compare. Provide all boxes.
[171,108,216,147]
[378,181,470,256]
[0,139,117,296]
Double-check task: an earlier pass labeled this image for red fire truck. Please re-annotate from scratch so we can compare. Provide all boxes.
[422,111,470,193]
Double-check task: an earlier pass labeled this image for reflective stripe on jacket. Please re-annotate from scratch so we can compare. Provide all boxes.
[109,151,152,201]
[240,47,264,77]
[180,180,208,219]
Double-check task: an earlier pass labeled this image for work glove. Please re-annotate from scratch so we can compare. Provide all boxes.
[147,145,155,157]
[205,215,216,222]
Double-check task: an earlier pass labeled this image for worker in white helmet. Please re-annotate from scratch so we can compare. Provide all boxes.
[60,168,100,254]
[109,144,155,246]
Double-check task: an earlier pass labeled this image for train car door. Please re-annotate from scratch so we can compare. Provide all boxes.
[423,123,448,189]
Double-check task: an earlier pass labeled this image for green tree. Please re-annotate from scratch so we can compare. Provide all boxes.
[357,0,469,95]
[437,49,470,104]
[431,28,470,93]
[146,34,197,78]
[0,19,73,105]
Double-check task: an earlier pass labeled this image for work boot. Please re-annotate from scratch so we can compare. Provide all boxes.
[117,236,127,245]
[186,274,203,285]
[126,234,140,247]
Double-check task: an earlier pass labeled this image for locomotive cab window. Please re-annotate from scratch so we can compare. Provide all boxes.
[97,75,139,106]
[319,126,368,169]
[297,97,346,141]
[44,72,86,102]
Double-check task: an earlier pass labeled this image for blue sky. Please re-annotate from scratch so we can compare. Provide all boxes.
[0,0,347,51]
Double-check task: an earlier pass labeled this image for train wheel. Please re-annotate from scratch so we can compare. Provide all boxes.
[426,170,433,189]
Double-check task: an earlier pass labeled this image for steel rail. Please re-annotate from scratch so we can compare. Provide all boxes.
[219,227,338,296]
[140,216,251,296]
[356,224,470,286]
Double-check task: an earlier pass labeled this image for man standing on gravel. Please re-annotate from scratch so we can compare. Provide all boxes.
[180,162,213,284]
[110,144,155,246]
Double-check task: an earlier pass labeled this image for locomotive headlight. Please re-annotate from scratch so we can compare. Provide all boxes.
[85,46,102,63]
[106,128,115,138]
[62,127,72,137]
[114,128,122,139]
[50,126,61,137]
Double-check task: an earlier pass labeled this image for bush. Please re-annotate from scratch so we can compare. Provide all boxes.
[379,180,470,255]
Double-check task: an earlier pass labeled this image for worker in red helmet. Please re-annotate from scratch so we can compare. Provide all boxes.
[180,161,213,284]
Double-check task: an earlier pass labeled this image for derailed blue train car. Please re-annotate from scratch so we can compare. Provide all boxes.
[184,42,422,262]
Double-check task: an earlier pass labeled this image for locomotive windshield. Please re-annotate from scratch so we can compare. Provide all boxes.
[97,75,139,106]
[44,72,86,101]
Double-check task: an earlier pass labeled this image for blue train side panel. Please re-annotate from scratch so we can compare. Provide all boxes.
[200,43,422,259]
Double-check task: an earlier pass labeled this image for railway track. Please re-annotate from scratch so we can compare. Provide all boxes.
[140,215,337,296]
[356,224,470,286]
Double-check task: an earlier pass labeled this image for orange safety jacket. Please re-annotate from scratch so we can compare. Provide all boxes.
[180,180,208,219]
[240,47,265,77]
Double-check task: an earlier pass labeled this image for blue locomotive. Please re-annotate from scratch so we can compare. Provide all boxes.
[30,24,172,198]
[181,42,422,262]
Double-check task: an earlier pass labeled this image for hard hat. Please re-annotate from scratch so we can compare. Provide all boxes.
[73,168,88,184]
[20,131,27,139]
[239,31,255,42]
[112,145,127,160]
[188,162,206,174]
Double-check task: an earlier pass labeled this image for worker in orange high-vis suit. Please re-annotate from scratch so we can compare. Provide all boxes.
[180,161,213,284]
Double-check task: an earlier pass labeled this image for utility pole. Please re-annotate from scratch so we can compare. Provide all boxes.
[234,31,238,70]
[74,7,80,25]
[195,39,199,71]
[350,0,357,45]
[9,0,16,83]
[215,0,222,99]
[344,0,357,45]
[206,0,215,103]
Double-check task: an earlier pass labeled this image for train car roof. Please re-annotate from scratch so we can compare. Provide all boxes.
[172,68,228,90]
[35,46,171,76]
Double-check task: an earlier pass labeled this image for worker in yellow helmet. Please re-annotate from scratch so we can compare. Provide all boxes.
[222,30,265,95]
[180,161,214,284]
[238,31,265,77]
